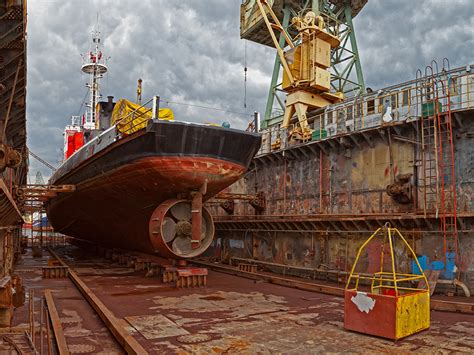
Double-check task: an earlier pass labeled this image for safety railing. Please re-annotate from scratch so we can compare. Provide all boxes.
[346,225,429,296]
[260,65,474,153]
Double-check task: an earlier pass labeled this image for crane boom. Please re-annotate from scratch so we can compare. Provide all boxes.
[255,0,295,84]
[28,149,57,171]
[253,0,343,142]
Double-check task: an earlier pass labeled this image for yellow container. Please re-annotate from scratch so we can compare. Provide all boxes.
[395,290,430,339]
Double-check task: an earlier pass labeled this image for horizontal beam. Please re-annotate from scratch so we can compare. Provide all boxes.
[44,290,70,355]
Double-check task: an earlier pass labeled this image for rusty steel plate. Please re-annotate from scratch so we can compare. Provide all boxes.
[176,333,212,344]
[125,314,189,340]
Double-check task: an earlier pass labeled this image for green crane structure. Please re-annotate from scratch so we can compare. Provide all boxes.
[240,0,367,129]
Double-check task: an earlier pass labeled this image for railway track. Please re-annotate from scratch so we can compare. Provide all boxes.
[46,247,147,355]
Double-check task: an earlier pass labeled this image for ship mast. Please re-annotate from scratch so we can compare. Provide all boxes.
[81,28,108,130]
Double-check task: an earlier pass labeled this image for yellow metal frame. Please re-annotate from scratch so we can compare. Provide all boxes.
[255,0,342,141]
[345,225,429,296]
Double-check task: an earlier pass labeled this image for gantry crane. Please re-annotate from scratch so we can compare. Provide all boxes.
[241,0,367,135]
[243,0,343,141]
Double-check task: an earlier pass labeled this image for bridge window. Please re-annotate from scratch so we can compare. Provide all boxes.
[402,89,410,106]
[347,105,353,120]
[449,77,459,95]
[391,94,397,108]
[355,102,363,118]
[367,98,375,114]
[327,110,334,124]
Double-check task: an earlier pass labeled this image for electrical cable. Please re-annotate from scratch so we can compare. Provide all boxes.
[75,87,90,116]
[162,99,251,117]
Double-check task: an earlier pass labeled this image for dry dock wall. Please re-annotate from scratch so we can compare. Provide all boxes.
[206,111,474,293]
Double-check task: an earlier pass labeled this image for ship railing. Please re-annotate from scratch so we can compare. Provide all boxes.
[259,65,474,154]
[113,96,161,137]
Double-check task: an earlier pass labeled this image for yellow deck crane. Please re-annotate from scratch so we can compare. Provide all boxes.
[253,0,343,142]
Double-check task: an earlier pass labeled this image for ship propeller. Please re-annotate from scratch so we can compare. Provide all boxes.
[149,199,214,258]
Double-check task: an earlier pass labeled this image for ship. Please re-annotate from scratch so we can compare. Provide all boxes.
[46,30,261,259]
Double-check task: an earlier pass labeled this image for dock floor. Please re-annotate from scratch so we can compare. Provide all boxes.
[11,245,474,353]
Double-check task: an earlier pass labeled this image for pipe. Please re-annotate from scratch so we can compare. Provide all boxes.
[229,256,374,278]
[453,279,471,297]
[215,228,474,235]
[319,149,323,213]
[254,111,260,132]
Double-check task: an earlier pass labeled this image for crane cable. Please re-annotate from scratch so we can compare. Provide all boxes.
[244,40,248,109]
[28,149,57,171]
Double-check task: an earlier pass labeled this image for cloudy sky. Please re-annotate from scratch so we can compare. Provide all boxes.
[26,0,473,181]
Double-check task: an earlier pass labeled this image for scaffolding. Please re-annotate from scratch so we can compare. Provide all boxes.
[240,0,367,128]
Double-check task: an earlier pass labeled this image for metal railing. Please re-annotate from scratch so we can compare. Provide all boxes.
[113,96,161,137]
[260,65,474,153]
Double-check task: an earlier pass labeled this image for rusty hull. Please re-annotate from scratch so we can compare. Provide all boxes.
[47,156,246,253]
[207,111,474,293]
[47,120,261,256]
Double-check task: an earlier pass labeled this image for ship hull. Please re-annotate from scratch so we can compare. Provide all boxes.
[46,120,261,255]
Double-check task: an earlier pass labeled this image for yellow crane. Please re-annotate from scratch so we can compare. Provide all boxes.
[253,0,343,141]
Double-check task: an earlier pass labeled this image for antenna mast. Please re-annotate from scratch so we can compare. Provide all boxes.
[81,24,108,130]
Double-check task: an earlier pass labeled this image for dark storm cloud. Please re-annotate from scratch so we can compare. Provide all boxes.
[26,0,473,180]
[355,0,474,88]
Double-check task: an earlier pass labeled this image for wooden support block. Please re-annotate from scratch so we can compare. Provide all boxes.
[42,266,69,279]
[145,263,161,277]
[111,252,120,262]
[175,268,208,288]
[237,263,256,273]
[118,254,129,265]
[105,250,114,260]
[134,259,145,271]
[126,256,138,268]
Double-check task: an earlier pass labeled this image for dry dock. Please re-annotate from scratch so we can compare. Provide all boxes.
[1,0,474,353]
[8,242,474,353]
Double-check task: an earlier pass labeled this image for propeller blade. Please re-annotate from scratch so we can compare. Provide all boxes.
[162,217,177,243]
[170,202,192,221]
[172,236,192,255]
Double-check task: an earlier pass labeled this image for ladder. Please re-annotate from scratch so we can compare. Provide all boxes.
[436,84,458,265]
[419,75,439,214]
[419,65,459,268]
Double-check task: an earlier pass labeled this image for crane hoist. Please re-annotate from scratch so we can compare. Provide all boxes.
[255,0,343,142]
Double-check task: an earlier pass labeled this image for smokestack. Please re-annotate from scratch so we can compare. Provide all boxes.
[107,96,114,111]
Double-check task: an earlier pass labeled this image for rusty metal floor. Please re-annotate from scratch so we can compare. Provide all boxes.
[11,245,474,353]
[12,248,123,354]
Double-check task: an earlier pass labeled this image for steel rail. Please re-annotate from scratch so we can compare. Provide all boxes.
[46,248,147,355]
[44,290,69,355]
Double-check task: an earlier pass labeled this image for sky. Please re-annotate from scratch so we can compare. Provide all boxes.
[26,0,474,181]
